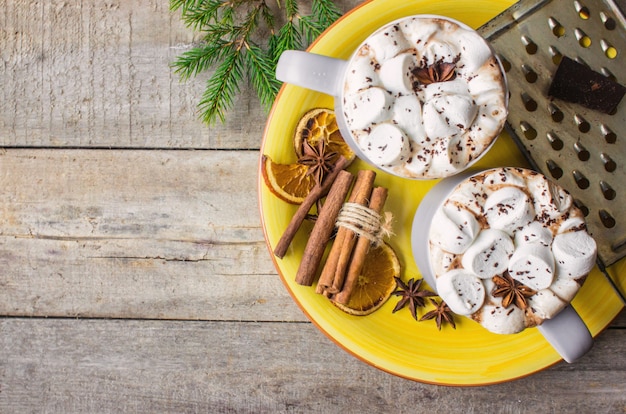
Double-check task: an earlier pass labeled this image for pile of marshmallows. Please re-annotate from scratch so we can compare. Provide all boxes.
[429,168,597,334]
[342,17,508,178]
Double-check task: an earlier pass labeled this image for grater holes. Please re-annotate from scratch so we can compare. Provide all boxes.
[575,28,592,48]
[601,67,617,81]
[573,170,590,189]
[521,64,537,83]
[600,11,616,30]
[574,114,590,132]
[574,199,589,216]
[599,209,616,228]
[521,36,538,54]
[546,159,563,179]
[548,103,564,122]
[574,141,590,161]
[601,124,616,143]
[600,181,616,200]
[547,131,564,150]
[520,121,537,139]
[601,153,617,172]
[549,46,563,65]
[574,1,591,20]
[600,39,618,59]
[522,93,538,111]
[548,17,566,37]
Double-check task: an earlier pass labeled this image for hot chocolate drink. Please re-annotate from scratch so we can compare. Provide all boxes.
[427,167,597,334]
[342,16,508,179]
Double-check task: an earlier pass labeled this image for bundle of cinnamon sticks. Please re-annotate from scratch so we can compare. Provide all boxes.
[273,158,389,306]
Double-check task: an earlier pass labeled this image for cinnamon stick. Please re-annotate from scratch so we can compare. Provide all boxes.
[334,186,388,304]
[274,156,349,259]
[316,169,376,295]
[295,170,354,286]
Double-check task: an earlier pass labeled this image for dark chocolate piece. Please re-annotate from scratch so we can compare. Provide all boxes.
[548,56,626,114]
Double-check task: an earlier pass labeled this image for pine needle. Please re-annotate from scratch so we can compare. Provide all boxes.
[170,0,344,125]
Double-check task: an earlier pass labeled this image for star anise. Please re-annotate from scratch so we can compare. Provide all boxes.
[412,61,457,85]
[392,277,437,320]
[420,299,456,330]
[297,139,338,186]
[492,271,537,310]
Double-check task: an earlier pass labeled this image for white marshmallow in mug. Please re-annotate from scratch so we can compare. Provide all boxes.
[360,123,411,166]
[344,87,393,130]
[430,202,480,254]
[436,268,485,316]
[507,244,555,290]
[461,228,514,279]
[379,52,416,94]
[552,231,597,279]
[484,186,535,235]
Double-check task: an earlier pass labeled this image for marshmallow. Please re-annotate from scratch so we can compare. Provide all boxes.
[549,277,581,302]
[436,269,486,315]
[507,244,555,290]
[422,41,456,66]
[448,29,494,73]
[514,221,553,247]
[344,87,393,130]
[344,54,379,94]
[379,52,416,94]
[478,303,526,334]
[527,289,565,319]
[360,123,411,166]
[462,229,514,279]
[527,174,573,222]
[484,187,535,235]
[430,202,480,254]
[366,24,411,62]
[429,245,458,276]
[422,79,478,141]
[552,231,597,279]
[445,179,485,216]
[404,145,432,176]
[558,214,586,234]
[481,167,526,189]
[398,19,440,48]
[392,94,427,145]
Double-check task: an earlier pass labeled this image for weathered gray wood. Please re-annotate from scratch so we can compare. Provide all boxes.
[0,0,265,149]
[1,317,625,413]
[0,148,306,321]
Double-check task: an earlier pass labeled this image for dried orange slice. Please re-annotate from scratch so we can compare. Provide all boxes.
[261,155,315,204]
[333,242,400,316]
[294,108,355,163]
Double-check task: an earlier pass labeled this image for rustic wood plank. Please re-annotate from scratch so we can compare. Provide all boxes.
[1,317,625,413]
[0,0,266,149]
[0,148,306,321]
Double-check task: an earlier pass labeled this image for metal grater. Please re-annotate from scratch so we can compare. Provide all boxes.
[479,0,626,268]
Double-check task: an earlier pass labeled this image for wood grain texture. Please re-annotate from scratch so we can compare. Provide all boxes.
[1,318,626,413]
[0,0,265,149]
[0,148,305,321]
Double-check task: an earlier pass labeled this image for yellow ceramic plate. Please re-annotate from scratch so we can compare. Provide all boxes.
[258,0,625,385]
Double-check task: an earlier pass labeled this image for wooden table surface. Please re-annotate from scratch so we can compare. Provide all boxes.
[2,1,625,412]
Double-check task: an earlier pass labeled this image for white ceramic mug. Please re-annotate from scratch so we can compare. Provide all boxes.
[276,15,508,179]
[411,170,594,363]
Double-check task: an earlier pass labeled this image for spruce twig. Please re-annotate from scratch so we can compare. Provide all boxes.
[170,0,343,125]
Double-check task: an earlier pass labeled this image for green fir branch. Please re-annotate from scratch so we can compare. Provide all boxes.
[170,0,344,125]
[198,48,245,124]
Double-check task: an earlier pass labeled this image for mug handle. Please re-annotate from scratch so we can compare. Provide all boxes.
[276,50,348,97]
[537,304,593,363]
